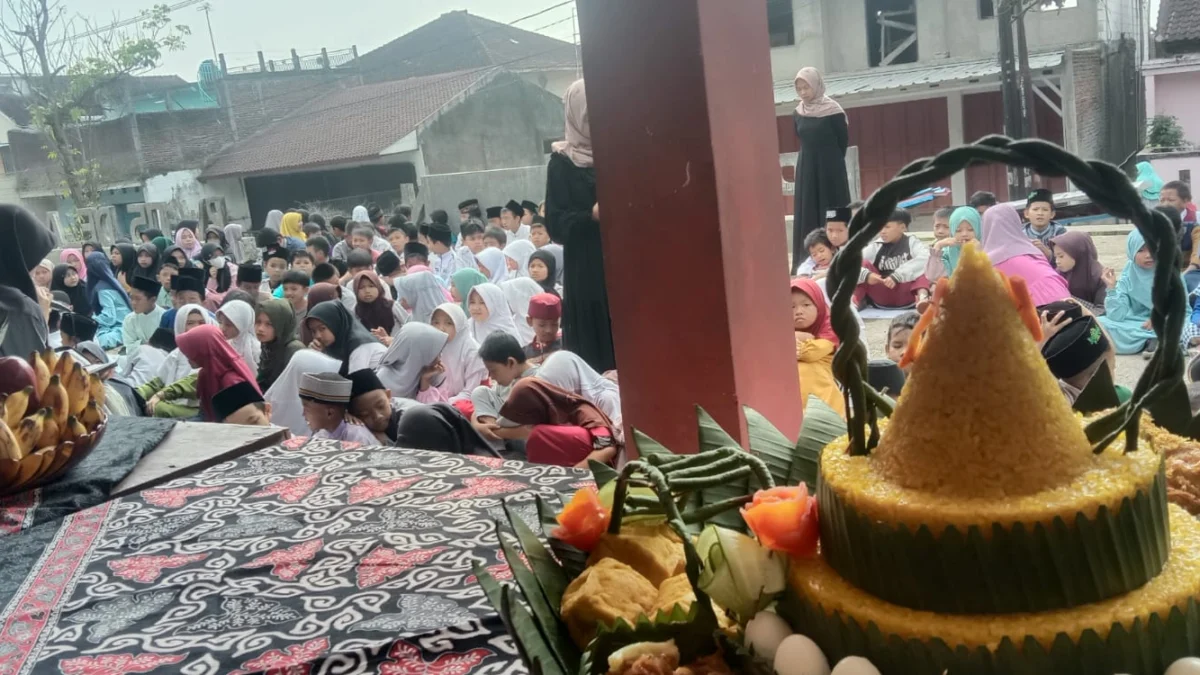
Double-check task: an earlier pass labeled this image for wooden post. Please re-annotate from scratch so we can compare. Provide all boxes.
[576,0,803,451]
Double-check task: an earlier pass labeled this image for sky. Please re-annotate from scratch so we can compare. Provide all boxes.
[49,0,578,79]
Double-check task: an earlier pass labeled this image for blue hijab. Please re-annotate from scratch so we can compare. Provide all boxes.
[1135,161,1164,202]
[1117,229,1154,311]
[942,206,983,278]
[84,251,131,310]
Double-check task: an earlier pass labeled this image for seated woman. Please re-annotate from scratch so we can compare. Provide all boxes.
[256,298,305,391]
[84,251,133,350]
[376,322,452,403]
[52,263,91,316]
[430,303,487,403]
[109,243,138,291]
[980,204,1071,306]
[0,206,56,358]
[133,242,161,283]
[924,206,981,282]
[468,283,521,343]
[60,248,87,279]
[537,350,622,429]
[1050,230,1108,312]
[1098,229,1158,355]
[137,304,212,419]
[175,324,262,422]
[216,299,261,372]
[790,278,846,417]
[354,270,408,340]
[346,369,494,454]
[499,379,619,468]
[305,301,386,374]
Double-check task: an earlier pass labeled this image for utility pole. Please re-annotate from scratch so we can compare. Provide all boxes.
[997,0,1027,198]
[1015,3,1038,189]
[200,3,218,65]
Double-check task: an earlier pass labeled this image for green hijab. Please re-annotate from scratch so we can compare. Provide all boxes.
[151,236,171,254]
[942,206,983,278]
[256,298,304,390]
[451,268,488,312]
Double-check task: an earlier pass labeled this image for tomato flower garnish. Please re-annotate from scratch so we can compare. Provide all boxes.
[551,487,611,551]
[740,485,819,559]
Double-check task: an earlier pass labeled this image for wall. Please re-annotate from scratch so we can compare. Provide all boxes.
[1068,47,1106,160]
[769,0,828,78]
[137,108,234,175]
[419,75,563,176]
[1145,151,1200,186]
[144,169,251,224]
[420,165,547,225]
[8,117,142,196]
[518,70,577,99]
[1149,70,1200,147]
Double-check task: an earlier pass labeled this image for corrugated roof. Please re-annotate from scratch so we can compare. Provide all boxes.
[1157,0,1200,44]
[201,70,491,179]
[774,52,1064,105]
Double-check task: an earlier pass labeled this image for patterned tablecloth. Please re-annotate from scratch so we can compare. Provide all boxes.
[0,436,587,675]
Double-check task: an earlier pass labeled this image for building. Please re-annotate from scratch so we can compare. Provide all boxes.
[768,0,1145,211]
[199,70,564,226]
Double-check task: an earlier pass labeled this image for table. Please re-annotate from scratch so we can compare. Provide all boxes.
[113,422,288,496]
[0,437,586,674]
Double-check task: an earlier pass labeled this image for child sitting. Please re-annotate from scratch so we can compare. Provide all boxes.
[430,303,487,403]
[795,207,849,277]
[1098,230,1157,355]
[470,332,540,455]
[1050,231,1108,310]
[299,372,378,444]
[795,229,836,280]
[925,206,982,282]
[931,206,952,241]
[524,293,563,365]
[1023,188,1067,261]
[499,379,619,467]
[884,311,920,371]
[790,278,845,417]
[484,227,507,249]
[854,208,931,311]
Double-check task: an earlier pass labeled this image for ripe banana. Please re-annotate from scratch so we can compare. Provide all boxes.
[81,400,102,429]
[42,375,69,428]
[30,351,49,399]
[4,387,32,429]
[39,348,57,376]
[67,415,88,441]
[87,374,105,409]
[54,351,74,379]
[66,365,88,417]
[0,421,21,461]
[37,409,58,448]
[15,415,43,456]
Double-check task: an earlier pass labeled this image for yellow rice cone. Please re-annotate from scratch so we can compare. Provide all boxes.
[872,243,1092,498]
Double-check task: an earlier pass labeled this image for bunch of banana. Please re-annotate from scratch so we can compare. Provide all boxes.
[0,351,107,463]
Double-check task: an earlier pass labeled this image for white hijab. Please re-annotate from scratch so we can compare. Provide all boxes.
[475,247,510,284]
[538,351,622,427]
[377,322,448,399]
[223,224,246,263]
[264,210,284,232]
[158,304,213,385]
[352,205,370,224]
[217,299,261,371]
[264,349,341,435]
[503,240,536,278]
[396,271,449,324]
[552,79,593,168]
[432,302,485,401]
[501,277,543,345]
[469,283,520,344]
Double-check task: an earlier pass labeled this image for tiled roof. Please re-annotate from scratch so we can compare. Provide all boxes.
[1158,0,1200,44]
[354,10,578,83]
[774,52,1065,105]
[201,70,490,178]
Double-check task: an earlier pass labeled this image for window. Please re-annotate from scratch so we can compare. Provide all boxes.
[867,0,918,67]
[1181,170,1192,185]
[1036,0,1078,9]
[0,145,13,174]
[979,0,995,19]
[767,0,794,47]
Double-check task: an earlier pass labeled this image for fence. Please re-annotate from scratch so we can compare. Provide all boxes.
[223,47,358,76]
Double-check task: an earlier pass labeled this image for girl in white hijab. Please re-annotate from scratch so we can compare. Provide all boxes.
[537,350,623,429]
[377,322,449,401]
[475,247,510,284]
[500,277,543,345]
[396,270,451,324]
[430,302,487,402]
[216,299,261,371]
[264,348,341,435]
[264,210,285,232]
[467,283,520,343]
[503,240,536,278]
[160,304,213,385]
[223,224,246,263]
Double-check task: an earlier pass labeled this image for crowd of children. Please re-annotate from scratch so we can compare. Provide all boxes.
[32,198,621,470]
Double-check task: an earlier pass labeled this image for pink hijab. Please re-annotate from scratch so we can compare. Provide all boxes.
[794,67,845,118]
[981,204,1043,265]
[174,227,203,259]
[60,249,87,280]
[552,79,593,168]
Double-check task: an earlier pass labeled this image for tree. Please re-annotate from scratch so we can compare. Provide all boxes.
[1148,115,1187,151]
[0,0,189,225]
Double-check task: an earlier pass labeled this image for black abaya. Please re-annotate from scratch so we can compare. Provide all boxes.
[545,151,616,373]
[793,111,851,266]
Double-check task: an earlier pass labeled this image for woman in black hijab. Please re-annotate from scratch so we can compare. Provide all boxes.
[133,242,161,281]
[140,228,163,244]
[0,205,56,357]
[51,263,92,316]
[304,301,384,375]
[199,242,233,294]
[109,242,138,289]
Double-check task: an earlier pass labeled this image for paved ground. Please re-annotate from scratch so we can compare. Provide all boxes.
[859,231,1149,390]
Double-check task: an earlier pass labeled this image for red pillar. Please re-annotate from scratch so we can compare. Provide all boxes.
[577,0,802,452]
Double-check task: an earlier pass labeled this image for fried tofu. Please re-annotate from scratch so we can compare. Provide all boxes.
[586,524,686,586]
[561,558,658,647]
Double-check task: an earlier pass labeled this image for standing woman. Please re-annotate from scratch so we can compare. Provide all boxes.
[545,78,616,373]
[0,205,56,358]
[792,67,851,263]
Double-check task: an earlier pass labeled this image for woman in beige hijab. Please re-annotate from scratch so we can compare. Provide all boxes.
[792,66,851,269]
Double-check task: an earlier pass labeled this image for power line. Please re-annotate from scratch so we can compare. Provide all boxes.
[0,0,205,62]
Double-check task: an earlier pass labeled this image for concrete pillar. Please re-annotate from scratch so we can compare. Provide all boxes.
[577,0,804,452]
[1144,71,1157,120]
[946,92,968,204]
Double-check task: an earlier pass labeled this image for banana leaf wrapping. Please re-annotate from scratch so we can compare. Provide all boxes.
[777,586,1200,675]
[816,464,1170,614]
